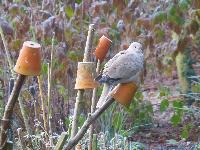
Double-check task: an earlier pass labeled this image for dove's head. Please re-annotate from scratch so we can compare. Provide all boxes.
[128,42,143,53]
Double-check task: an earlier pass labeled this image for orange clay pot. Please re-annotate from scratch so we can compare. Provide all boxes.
[111,82,138,107]
[75,62,98,89]
[93,35,112,62]
[14,41,41,76]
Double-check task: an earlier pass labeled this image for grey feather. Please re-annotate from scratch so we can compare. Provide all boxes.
[96,42,144,108]
[104,50,126,70]
[103,42,144,84]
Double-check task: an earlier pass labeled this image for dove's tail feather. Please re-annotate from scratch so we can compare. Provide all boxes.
[96,83,113,108]
[96,74,121,84]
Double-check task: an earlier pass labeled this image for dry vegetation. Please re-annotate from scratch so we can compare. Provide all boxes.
[0,0,200,149]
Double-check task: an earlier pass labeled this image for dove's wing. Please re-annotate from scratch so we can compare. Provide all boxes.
[95,50,127,82]
[106,52,143,80]
[104,50,126,70]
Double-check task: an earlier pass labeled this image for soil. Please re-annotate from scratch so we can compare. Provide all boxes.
[128,78,200,150]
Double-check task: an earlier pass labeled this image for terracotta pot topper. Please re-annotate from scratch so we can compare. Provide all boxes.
[111,82,138,107]
[75,62,98,89]
[14,41,41,76]
[93,35,112,62]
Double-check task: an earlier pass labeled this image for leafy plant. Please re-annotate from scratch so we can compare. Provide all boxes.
[170,99,184,126]
[65,7,74,19]
[127,91,153,129]
[159,86,170,97]
[160,99,169,112]
[0,0,200,149]
[181,123,192,139]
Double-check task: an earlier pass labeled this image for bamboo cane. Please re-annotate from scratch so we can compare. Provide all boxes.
[88,60,101,150]
[47,63,53,148]
[47,33,55,148]
[70,24,95,141]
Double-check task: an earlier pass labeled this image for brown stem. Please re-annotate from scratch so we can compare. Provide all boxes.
[0,74,26,149]
[37,76,48,132]
[65,98,115,150]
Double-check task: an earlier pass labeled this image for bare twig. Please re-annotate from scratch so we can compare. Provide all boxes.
[65,97,115,149]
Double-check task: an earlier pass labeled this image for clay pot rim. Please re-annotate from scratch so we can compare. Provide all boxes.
[111,82,138,107]
[101,35,112,43]
[78,62,96,64]
[23,41,41,49]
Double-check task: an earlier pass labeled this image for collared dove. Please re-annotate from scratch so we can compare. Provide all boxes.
[96,42,144,108]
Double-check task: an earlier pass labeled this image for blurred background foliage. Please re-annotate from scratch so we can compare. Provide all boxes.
[0,0,200,149]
